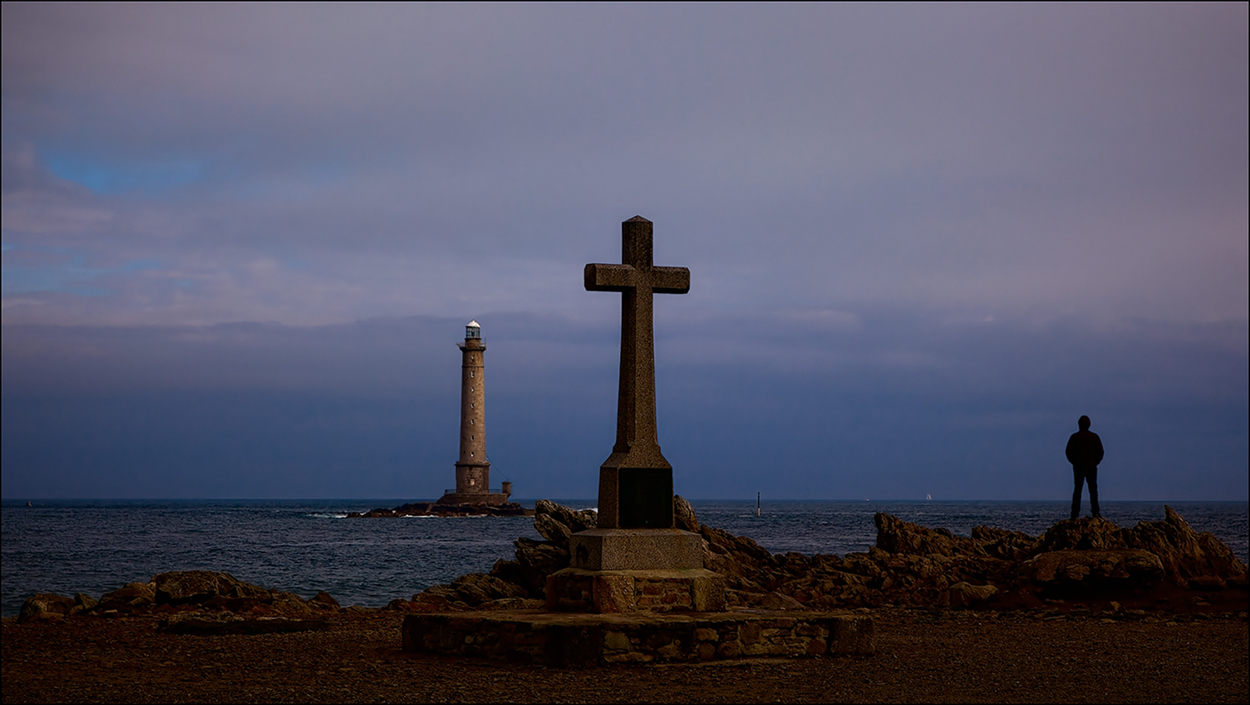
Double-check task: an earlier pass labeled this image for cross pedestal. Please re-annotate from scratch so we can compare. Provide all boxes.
[547,216,725,613]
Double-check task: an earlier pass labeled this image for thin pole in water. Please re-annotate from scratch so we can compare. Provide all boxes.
[756,492,760,517]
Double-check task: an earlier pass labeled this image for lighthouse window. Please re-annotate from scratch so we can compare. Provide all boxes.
[470,370,474,378]
[471,435,474,441]
[470,419,474,425]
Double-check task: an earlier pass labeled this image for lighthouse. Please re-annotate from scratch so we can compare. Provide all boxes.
[439,320,511,505]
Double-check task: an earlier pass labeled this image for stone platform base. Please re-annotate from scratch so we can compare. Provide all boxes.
[546,568,726,613]
[401,609,874,668]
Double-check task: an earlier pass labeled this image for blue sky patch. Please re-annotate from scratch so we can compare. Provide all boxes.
[41,151,205,195]
[1,245,165,297]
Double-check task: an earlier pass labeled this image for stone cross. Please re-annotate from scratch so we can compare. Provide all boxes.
[585,216,689,529]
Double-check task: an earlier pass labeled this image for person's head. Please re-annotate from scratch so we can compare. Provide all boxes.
[1078,415,1091,430]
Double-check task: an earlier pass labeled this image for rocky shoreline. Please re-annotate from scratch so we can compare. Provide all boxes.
[392,498,1248,616]
[16,499,1248,626]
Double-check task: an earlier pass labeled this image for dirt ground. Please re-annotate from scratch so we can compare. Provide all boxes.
[3,608,1247,704]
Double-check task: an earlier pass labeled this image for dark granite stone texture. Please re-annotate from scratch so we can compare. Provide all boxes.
[585,216,689,529]
[567,529,704,571]
[402,610,876,667]
[545,567,726,613]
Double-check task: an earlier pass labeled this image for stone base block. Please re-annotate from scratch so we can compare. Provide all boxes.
[569,528,703,570]
[546,568,726,613]
[402,609,875,668]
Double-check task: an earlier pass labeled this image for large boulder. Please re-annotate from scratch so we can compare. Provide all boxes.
[674,495,699,532]
[17,593,74,623]
[97,582,156,610]
[700,524,772,564]
[488,559,528,587]
[308,591,339,609]
[1037,517,1123,552]
[761,591,805,610]
[971,526,1041,561]
[949,582,999,609]
[533,513,573,547]
[152,571,270,605]
[530,500,598,550]
[412,584,471,611]
[875,513,985,558]
[68,593,98,616]
[513,537,570,596]
[1020,549,1165,585]
[451,572,530,606]
[1121,506,1248,585]
[268,591,317,615]
[533,499,596,534]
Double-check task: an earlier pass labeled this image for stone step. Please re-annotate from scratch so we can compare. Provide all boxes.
[402,609,875,667]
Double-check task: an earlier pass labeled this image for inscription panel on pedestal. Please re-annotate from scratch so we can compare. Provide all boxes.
[618,468,673,529]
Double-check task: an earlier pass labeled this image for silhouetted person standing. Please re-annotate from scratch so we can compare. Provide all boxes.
[1065,415,1104,519]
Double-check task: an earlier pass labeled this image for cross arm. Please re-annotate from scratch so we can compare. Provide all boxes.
[585,263,637,292]
[650,266,690,294]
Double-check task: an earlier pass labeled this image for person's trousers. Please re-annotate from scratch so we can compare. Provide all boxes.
[1071,466,1100,519]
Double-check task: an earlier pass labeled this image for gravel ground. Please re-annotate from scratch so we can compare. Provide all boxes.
[3,609,1247,704]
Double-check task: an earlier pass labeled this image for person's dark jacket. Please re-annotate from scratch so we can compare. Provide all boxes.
[1065,430,1104,469]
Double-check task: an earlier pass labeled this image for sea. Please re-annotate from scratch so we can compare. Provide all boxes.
[2,499,1246,618]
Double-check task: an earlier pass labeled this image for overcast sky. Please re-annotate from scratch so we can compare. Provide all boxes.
[3,3,1246,501]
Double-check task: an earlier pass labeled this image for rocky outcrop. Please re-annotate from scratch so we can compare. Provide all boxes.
[948,582,999,609]
[392,498,597,611]
[153,571,269,605]
[533,499,597,535]
[94,582,157,613]
[1025,508,1249,592]
[17,593,75,623]
[1020,549,1165,585]
[395,499,599,612]
[674,495,700,532]
[393,499,1244,615]
[17,571,346,623]
[700,506,1246,612]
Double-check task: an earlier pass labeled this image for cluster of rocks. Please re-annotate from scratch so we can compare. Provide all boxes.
[18,500,1247,623]
[17,570,350,629]
[391,498,1247,614]
[348,501,533,518]
[708,504,1247,611]
[391,499,597,612]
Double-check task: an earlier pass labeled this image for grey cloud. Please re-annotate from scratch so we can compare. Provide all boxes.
[2,5,1245,500]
